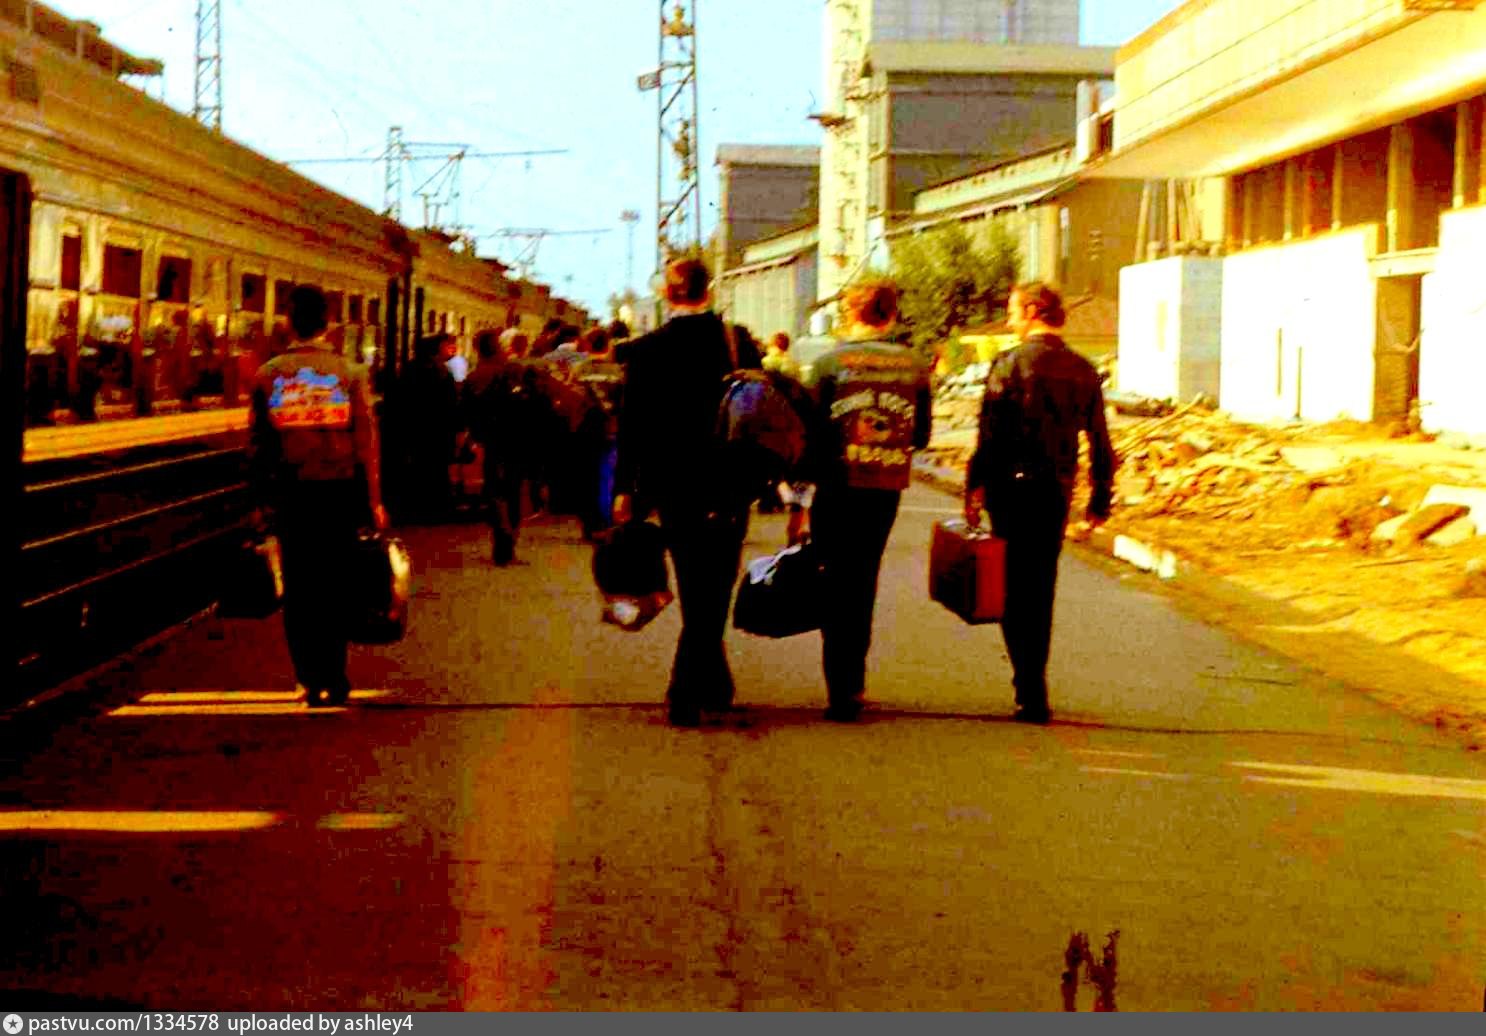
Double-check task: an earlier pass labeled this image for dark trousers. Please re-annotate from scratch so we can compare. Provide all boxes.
[988,478,1071,709]
[812,486,902,706]
[273,481,367,696]
[482,449,522,564]
[659,505,750,711]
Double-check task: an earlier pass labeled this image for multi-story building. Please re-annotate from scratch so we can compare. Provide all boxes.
[814,0,1099,301]
[713,145,820,273]
[1097,0,1486,439]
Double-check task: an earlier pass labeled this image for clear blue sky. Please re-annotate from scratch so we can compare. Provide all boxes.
[61,0,1182,314]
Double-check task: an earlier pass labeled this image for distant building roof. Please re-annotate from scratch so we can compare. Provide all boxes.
[8,4,164,77]
[861,41,1115,78]
[715,144,821,168]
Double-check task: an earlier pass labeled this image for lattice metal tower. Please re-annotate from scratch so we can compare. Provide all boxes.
[655,1,702,269]
[192,0,223,131]
[383,126,407,220]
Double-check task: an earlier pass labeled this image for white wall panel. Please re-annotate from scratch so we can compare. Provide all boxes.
[1220,228,1377,423]
[1117,256,1222,403]
[1421,206,1486,439]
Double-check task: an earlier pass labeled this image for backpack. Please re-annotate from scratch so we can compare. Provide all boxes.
[716,325,810,499]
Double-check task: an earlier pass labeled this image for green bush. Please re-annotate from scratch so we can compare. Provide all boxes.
[884,222,1019,363]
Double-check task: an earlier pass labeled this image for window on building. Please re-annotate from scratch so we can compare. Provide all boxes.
[156,256,191,303]
[325,290,344,322]
[368,298,382,326]
[349,294,363,322]
[101,244,142,298]
[274,280,296,316]
[61,234,82,291]
[241,273,266,313]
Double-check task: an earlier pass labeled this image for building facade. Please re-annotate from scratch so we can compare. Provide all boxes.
[1096,0,1486,436]
[713,145,819,274]
[814,0,1097,301]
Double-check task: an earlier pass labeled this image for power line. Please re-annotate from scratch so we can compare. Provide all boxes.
[284,148,565,166]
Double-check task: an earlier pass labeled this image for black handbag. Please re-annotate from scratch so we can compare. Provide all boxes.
[592,520,674,632]
[348,530,413,644]
[218,532,284,619]
[734,541,825,638]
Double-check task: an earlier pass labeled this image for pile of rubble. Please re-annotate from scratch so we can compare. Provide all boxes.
[923,385,1486,564]
[1084,404,1484,558]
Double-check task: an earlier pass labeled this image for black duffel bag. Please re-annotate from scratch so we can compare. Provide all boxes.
[218,532,284,620]
[592,520,673,632]
[734,541,825,638]
[348,530,413,644]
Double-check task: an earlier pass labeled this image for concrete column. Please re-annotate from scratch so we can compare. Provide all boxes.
[1283,158,1300,240]
[1387,123,1416,252]
[1332,144,1345,231]
[1226,176,1243,251]
[1454,102,1471,208]
[1241,174,1257,247]
[1477,96,1486,206]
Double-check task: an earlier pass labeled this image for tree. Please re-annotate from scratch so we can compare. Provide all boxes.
[886,221,1019,361]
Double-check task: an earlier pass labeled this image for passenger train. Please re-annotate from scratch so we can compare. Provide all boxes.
[1,2,587,700]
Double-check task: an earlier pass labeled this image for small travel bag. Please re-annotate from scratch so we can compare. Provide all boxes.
[733,541,825,638]
[928,519,1006,624]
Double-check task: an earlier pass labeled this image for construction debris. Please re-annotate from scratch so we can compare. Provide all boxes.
[925,391,1486,561]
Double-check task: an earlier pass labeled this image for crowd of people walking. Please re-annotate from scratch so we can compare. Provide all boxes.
[248,263,1116,725]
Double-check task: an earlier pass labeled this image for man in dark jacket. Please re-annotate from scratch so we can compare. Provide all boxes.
[464,330,524,565]
[249,285,387,707]
[964,282,1117,724]
[793,279,932,722]
[393,333,460,523]
[613,257,762,728]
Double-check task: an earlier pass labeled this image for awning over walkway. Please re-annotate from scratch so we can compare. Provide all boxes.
[1088,8,1486,179]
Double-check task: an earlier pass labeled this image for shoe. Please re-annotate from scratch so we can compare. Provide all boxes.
[824,700,864,723]
[1013,705,1051,725]
[667,704,702,728]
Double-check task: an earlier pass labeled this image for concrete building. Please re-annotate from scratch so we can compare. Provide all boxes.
[713,145,819,273]
[900,143,1142,298]
[1095,0,1486,438]
[716,226,820,341]
[869,0,1079,46]
[814,0,1107,301]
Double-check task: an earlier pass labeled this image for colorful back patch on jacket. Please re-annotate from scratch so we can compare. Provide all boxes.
[826,348,921,491]
[267,367,352,429]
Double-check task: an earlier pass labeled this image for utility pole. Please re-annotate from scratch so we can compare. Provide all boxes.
[383,126,406,220]
[192,0,223,131]
[620,209,641,292]
[640,1,701,274]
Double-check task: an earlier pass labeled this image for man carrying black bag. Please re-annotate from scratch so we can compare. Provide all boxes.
[612,257,761,728]
[793,279,931,722]
[249,285,388,708]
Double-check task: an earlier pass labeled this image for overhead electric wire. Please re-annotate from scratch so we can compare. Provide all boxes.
[285,149,564,166]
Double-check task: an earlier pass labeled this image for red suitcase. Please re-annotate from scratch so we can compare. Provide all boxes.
[929,519,1006,624]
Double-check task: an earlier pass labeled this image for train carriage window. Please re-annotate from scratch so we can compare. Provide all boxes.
[349,294,363,322]
[273,279,294,316]
[102,244,142,298]
[368,298,381,325]
[156,256,191,303]
[61,234,82,291]
[325,290,344,322]
[241,273,266,313]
